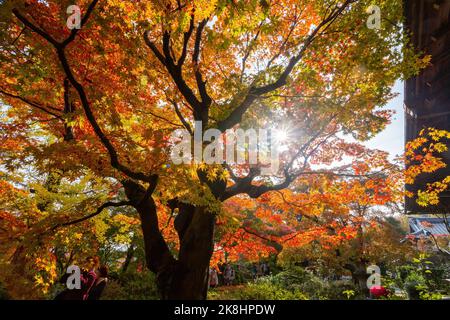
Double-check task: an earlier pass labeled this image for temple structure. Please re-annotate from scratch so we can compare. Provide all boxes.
[404,0,450,213]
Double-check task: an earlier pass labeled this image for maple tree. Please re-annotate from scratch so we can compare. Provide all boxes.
[0,0,427,299]
[212,151,414,289]
[404,128,450,256]
[405,128,450,208]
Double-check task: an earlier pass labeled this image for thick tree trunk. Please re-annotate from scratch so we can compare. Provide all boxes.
[354,267,369,297]
[169,205,215,299]
[123,180,177,298]
[346,262,369,297]
[123,180,216,300]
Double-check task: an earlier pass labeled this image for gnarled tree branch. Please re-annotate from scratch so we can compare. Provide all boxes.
[216,0,355,131]
[13,2,156,183]
[52,200,132,230]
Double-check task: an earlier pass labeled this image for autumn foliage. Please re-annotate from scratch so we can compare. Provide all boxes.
[0,0,443,299]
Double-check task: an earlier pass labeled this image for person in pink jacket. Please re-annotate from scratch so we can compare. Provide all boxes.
[54,256,99,300]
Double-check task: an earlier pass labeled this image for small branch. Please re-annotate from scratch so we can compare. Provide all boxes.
[143,31,166,65]
[192,19,211,109]
[177,15,195,66]
[11,27,26,45]
[145,31,203,117]
[137,175,159,206]
[240,22,263,83]
[62,0,99,47]
[216,0,355,131]
[13,4,157,183]
[169,98,192,134]
[0,89,63,119]
[12,9,59,46]
[52,200,132,230]
[241,226,277,244]
[428,231,450,256]
[274,191,319,224]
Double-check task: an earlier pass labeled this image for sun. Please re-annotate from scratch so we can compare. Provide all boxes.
[273,127,290,144]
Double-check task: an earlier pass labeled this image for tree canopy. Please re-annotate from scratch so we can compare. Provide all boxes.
[0,0,442,300]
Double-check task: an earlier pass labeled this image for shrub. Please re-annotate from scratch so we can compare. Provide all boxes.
[266,267,361,300]
[101,271,159,300]
[387,255,449,300]
[227,267,362,300]
[238,277,307,300]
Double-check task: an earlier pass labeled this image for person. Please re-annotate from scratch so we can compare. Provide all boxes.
[87,265,108,300]
[54,256,99,300]
[251,263,258,280]
[223,264,235,286]
[256,263,263,278]
[209,268,219,289]
[54,272,80,300]
[81,256,99,300]
[261,262,269,276]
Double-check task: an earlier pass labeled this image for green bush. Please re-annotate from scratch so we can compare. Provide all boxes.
[238,277,307,300]
[404,270,427,300]
[267,267,360,300]
[325,280,361,300]
[387,255,449,300]
[225,267,362,300]
[101,271,159,300]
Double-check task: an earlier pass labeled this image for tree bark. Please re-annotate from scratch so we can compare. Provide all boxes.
[123,180,216,300]
[345,261,369,297]
[123,180,176,298]
[121,244,135,274]
[169,205,216,299]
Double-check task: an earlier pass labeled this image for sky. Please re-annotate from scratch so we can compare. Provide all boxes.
[363,80,405,158]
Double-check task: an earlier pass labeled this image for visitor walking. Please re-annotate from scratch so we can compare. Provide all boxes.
[224,264,235,286]
[209,268,219,289]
